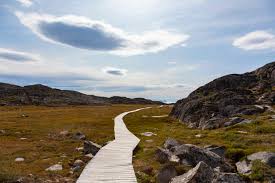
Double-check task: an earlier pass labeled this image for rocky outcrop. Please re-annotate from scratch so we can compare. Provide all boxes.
[236,151,275,175]
[0,82,163,106]
[156,164,177,183]
[170,61,275,129]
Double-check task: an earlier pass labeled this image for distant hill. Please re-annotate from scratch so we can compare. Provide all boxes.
[0,83,163,106]
[170,61,275,129]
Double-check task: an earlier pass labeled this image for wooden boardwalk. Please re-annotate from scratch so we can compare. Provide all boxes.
[77,107,151,183]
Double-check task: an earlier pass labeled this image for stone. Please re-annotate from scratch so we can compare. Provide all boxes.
[247,151,275,167]
[156,164,177,183]
[204,145,226,157]
[73,132,86,140]
[171,161,214,183]
[76,147,84,152]
[236,160,252,175]
[164,138,180,149]
[195,134,202,138]
[15,157,25,162]
[212,172,245,183]
[45,164,63,171]
[224,117,245,127]
[155,147,170,164]
[60,130,70,136]
[20,138,27,140]
[73,159,85,167]
[145,139,154,143]
[85,153,94,159]
[0,130,5,134]
[72,166,81,173]
[83,140,102,155]
[172,144,233,172]
[141,132,156,137]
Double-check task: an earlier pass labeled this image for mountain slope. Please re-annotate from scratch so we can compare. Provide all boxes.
[0,83,163,106]
[170,61,275,129]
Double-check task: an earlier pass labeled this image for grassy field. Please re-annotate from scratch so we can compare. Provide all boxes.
[125,106,275,182]
[0,105,146,182]
[1,105,274,182]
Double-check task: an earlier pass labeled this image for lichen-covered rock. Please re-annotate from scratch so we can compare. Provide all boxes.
[164,138,180,150]
[171,161,214,183]
[171,144,233,172]
[247,151,275,167]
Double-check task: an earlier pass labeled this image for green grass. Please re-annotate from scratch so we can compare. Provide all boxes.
[124,106,275,182]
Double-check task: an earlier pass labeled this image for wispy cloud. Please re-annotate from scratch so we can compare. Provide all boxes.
[16,0,33,7]
[15,12,189,56]
[233,30,275,51]
[102,67,127,76]
[0,48,39,62]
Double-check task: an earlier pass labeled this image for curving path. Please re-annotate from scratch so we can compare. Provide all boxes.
[77,107,151,183]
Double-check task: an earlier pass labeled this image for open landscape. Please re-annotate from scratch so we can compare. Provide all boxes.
[1,1,275,183]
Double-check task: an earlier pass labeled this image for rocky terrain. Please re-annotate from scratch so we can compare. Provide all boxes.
[0,83,163,106]
[170,61,275,129]
[155,138,275,183]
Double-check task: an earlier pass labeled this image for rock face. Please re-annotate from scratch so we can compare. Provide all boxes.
[0,83,163,106]
[170,61,275,129]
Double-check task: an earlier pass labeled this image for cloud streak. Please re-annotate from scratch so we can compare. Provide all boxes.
[0,48,39,62]
[102,67,127,76]
[233,30,275,51]
[15,12,189,56]
[16,0,33,7]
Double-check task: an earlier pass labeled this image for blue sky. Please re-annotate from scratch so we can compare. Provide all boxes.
[0,0,275,102]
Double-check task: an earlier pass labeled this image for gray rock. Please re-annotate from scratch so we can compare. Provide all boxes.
[15,157,25,162]
[236,151,275,175]
[247,151,275,167]
[205,145,226,157]
[156,164,177,183]
[164,138,180,149]
[155,147,170,164]
[83,140,102,155]
[236,160,252,175]
[171,161,214,183]
[141,132,156,137]
[212,172,245,183]
[73,159,85,167]
[224,117,245,127]
[73,132,86,140]
[72,165,81,173]
[172,144,233,172]
[45,164,63,171]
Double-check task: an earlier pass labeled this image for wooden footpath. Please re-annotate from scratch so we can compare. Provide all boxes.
[77,107,151,183]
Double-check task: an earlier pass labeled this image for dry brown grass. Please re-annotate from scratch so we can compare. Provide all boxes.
[0,105,148,182]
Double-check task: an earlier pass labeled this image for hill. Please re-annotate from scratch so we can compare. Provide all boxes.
[170,61,275,129]
[0,83,163,106]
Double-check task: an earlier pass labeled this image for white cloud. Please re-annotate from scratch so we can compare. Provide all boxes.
[15,12,189,56]
[0,48,39,62]
[168,61,177,65]
[233,31,275,51]
[16,0,33,7]
[102,67,128,76]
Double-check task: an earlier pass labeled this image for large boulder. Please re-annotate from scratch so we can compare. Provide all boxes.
[83,140,102,155]
[171,161,214,183]
[171,144,233,172]
[170,62,275,129]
